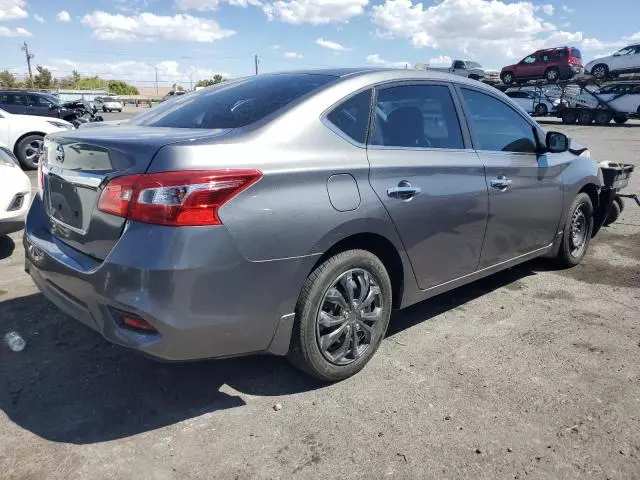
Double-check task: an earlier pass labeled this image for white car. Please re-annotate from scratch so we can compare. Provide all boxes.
[585,44,640,79]
[0,107,73,169]
[94,96,123,113]
[569,82,640,115]
[0,142,31,235]
[505,90,560,116]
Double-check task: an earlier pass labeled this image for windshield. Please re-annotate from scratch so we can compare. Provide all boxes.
[132,73,337,129]
[43,94,61,106]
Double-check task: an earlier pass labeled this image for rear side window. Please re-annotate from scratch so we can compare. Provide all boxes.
[8,93,26,106]
[571,48,582,58]
[326,89,372,144]
[132,73,337,129]
[461,88,537,154]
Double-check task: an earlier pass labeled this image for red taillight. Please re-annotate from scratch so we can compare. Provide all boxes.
[97,170,262,226]
[122,315,157,332]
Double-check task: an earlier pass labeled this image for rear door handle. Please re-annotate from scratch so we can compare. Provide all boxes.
[387,182,421,200]
[490,175,512,191]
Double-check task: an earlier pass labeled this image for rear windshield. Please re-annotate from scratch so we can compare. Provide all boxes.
[132,73,337,129]
[570,48,582,58]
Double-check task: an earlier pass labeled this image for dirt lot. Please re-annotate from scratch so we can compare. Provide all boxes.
[1,119,639,480]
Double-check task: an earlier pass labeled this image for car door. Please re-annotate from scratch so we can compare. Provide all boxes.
[27,95,56,117]
[367,82,488,290]
[3,93,27,114]
[517,54,540,79]
[457,86,565,268]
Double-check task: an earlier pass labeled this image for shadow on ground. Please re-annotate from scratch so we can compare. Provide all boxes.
[0,259,550,445]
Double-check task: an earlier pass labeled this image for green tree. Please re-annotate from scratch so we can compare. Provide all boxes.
[0,70,17,88]
[33,65,54,89]
[195,74,227,88]
[107,80,139,95]
[72,70,81,83]
[74,76,104,90]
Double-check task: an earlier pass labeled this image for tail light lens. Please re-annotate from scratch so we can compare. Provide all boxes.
[97,170,261,226]
[37,160,44,196]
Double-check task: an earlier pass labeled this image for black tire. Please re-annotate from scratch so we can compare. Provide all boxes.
[591,63,609,80]
[534,103,548,116]
[603,199,621,227]
[594,110,612,125]
[555,193,594,268]
[578,110,594,125]
[613,114,628,124]
[561,110,578,124]
[501,72,515,85]
[288,249,392,382]
[615,196,625,214]
[102,106,107,112]
[468,74,480,81]
[545,67,560,83]
[15,134,44,170]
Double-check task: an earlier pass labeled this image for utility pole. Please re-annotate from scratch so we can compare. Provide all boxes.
[21,41,34,87]
[155,66,158,95]
[254,54,259,75]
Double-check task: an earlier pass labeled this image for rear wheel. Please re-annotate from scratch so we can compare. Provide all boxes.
[102,107,107,112]
[578,110,594,125]
[591,64,609,80]
[545,67,560,83]
[594,110,612,125]
[501,72,515,85]
[15,134,44,170]
[555,193,594,268]
[613,114,629,124]
[288,250,392,382]
[534,103,548,116]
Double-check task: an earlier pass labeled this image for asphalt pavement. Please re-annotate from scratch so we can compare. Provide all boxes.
[0,118,639,480]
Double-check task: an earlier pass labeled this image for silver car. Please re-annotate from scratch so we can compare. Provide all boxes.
[25,69,603,381]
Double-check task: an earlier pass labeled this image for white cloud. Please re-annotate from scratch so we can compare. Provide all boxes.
[51,59,230,87]
[0,0,27,21]
[534,4,554,15]
[366,54,409,68]
[371,0,584,61]
[0,25,30,36]
[284,51,303,59]
[57,10,71,22]
[175,0,263,10]
[271,44,281,49]
[428,55,452,66]
[315,37,350,51]
[81,11,236,43]
[626,32,640,42]
[561,5,575,13]
[263,0,369,25]
[34,14,45,23]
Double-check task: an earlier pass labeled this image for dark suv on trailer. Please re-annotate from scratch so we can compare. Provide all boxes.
[501,47,583,85]
[0,91,76,121]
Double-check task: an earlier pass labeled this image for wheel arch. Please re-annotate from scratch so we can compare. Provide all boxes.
[12,131,46,156]
[309,232,405,309]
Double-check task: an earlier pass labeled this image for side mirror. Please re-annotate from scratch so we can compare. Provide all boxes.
[546,131,569,153]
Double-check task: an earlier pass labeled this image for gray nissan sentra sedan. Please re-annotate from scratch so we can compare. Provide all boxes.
[24,68,603,381]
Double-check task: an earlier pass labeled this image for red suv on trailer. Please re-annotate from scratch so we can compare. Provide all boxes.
[500,47,583,85]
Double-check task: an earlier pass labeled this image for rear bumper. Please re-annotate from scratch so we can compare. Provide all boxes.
[24,195,316,361]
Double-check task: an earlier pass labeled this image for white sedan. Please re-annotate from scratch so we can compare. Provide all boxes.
[94,96,123,113]
[505,90,560,116]
[0,107,73,169]
[0,142,31,235]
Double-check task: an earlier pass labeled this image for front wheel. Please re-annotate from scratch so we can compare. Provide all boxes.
[501,72,515,85]
[15,134,44,170]
[288,250,392,382]
[613,114,628,124]
[534,103,548,116]
[555,193,594,268]
[545,67,560,83]
[591,64,609,80]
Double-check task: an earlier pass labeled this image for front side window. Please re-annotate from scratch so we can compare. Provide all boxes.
[132,73,337,129]
[461,88,537,154]
[326,89,372,144]
[29,95,53,107]
[522,55,537,64]
[371,84,464,149]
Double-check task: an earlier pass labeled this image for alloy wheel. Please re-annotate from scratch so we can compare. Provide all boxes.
[316,269,384,366]
[570,205,588,257]
[24,139,43,165]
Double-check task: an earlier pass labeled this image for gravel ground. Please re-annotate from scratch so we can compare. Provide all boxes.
[1,118,639,480]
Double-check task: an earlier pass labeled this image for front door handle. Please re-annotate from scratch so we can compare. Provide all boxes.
[490,175,512,191]
[387,181,421,200]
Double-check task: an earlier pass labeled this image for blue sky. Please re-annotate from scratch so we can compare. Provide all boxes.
[0,0,639,89]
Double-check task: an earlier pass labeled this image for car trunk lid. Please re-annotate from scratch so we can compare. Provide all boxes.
[42,126,231,260]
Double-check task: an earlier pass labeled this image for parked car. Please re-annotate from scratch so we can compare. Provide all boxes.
[563,81,640,123]
[0,141,31,235]
[162,90,188,102]
[501,47,583,85]
[585,44,640,79]
[0,90,77,122]
[505,90,560,116]
[0,107,73,169]
[428,60,487,80]
[25,69,603,381]
[94,96,123,113]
